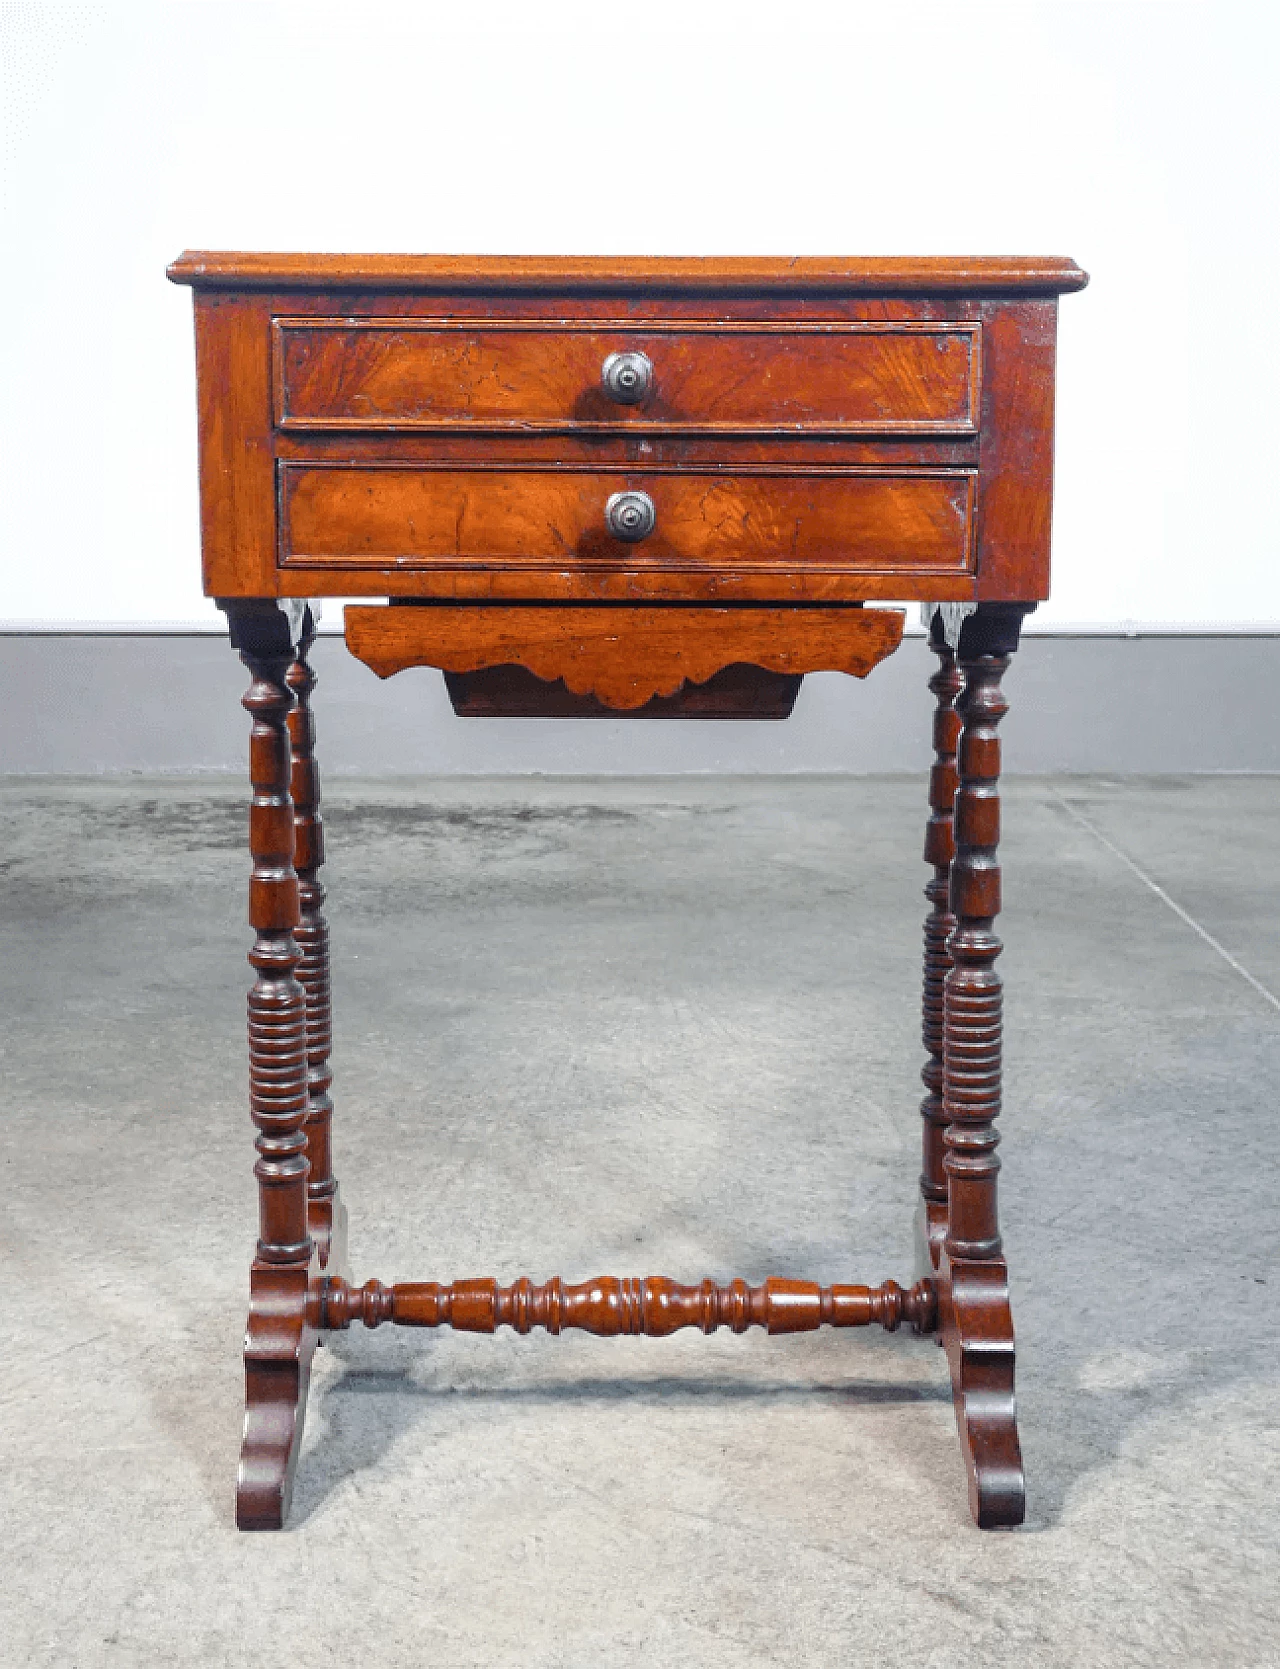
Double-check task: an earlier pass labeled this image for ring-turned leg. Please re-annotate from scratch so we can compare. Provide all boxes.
[916,624,963,1280]
[222,599,320,1531]
[941,603,1032,1529]
[287,615,347,1279]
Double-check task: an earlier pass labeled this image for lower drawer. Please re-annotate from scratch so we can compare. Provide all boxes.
[278,462,974,576]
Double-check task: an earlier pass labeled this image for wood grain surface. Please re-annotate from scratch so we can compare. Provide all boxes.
[223,602,318,1532]
[344,603,905,709]
[281,465,974,577]
[174,254,1087,1530]
[939,620,1026,1528]
[324,1273,938,1337]
[168,251,1089,293]
[274,318,980,435]
[442,662,803,719]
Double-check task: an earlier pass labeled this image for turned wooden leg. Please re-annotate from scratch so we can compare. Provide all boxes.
[222,599,320,1532]
[940,603,1032,1529]
[916,624,963,1280]
[287,613,347,1279]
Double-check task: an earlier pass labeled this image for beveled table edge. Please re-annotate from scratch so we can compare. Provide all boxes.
[166,251,1090,294]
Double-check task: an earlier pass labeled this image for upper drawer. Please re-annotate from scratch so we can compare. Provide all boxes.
[273,318,982,437]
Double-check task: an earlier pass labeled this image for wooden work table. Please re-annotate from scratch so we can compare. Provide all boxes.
[167,251,1088,1529]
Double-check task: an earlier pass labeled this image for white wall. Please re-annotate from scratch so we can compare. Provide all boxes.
[2,0,1276,631]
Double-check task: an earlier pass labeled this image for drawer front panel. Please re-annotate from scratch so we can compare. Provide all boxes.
[279,464,974,574]
[274,319,980,436]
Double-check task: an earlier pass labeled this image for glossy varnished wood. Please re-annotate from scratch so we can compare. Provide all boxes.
[173,252,1086,1533]
[324,1274,937,1337]
[944,647,1012,1263]
[938,604,1030,1529]
[344,604,905,710]
[223,599,317,1532]
[280,561,978,606]
[972,302,1060,600]
[286,616,346,1275]
[171,255,1086,605]
[169,252,1089,292]
[192,293,277,599]
[274,317,982,435]
[280,464,974,581]
[443,663,804,719]
[918,630,964,1268]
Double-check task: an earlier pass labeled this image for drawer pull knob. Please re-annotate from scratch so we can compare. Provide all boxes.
[605,490,656,542]
[601,349,653,405]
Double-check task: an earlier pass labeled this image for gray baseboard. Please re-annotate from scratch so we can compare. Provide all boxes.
[1,632,1276,775]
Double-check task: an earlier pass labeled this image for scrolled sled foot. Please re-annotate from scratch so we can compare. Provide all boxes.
[236,1264,318,1531]
[941,1256,1025,1528]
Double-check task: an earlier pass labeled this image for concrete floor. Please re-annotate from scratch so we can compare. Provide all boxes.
[2,774,1278,1668]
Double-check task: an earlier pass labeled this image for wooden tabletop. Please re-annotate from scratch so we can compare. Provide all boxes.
[167,252,1089,294]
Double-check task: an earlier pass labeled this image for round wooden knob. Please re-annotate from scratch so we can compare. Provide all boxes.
[605,490,656,542]
[601,350,653,405]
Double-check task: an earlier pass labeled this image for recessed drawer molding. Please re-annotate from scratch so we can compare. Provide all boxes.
[278,463,975,576]
[273,319,982,436]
